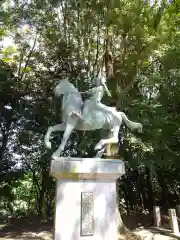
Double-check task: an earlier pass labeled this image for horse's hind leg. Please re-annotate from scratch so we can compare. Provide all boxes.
[44,123,65,149]
[52,115,78,160]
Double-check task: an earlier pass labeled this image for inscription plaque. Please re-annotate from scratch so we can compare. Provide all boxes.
[80,192,94,236]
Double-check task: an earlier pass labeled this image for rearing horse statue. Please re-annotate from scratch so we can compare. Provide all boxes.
[44,77,143,160]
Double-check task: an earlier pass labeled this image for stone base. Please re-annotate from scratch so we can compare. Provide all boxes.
[50,157,125,240]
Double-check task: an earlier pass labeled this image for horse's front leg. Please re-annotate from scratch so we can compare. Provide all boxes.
[52,115,78,160]
[94,126,120,150]
[44,123,65,149]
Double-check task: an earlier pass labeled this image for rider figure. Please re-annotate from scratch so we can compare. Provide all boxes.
[81,75,120,122]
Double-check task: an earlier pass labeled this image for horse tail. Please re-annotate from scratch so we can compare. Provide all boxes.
[120,112,142,131]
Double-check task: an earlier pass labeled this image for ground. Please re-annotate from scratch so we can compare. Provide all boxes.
[0,217,53,240]
[120,229,177,240]
[0,215,178,240]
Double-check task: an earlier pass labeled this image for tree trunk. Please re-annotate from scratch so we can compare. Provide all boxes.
[157,171,169,210]
[145,166,154,212]
[116,203,129,235]
[107,144,129,235]
[116,182,129,235]
[37,172,46,219]
[135,170,145,211]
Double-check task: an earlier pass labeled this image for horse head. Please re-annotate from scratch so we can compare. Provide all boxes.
[54,78,79,97]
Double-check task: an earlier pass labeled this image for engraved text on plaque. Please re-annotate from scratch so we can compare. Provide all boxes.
[80,192,94,236]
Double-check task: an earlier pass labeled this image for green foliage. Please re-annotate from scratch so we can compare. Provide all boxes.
[0,0,180,218]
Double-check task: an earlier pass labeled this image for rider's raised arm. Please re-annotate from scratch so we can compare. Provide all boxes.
[87,87,97,95]
[79,88,96,95]
[79,91,88,94]
[102,83,112,97]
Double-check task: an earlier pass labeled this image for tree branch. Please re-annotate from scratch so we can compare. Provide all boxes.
[20,33,37,81]
[93,15,100,74]
[165,144,180,156]
[17,50,24,79]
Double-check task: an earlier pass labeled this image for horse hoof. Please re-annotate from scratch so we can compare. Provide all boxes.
[45,141,51,149]
[94,145,100,150]
[94,142,104,150]
[52,154,60,160]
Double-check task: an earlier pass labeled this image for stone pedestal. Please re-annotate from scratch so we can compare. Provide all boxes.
[168,209,179,234]
[50,157,125,240]
[153,206,161,227]
[176,205,180,217]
